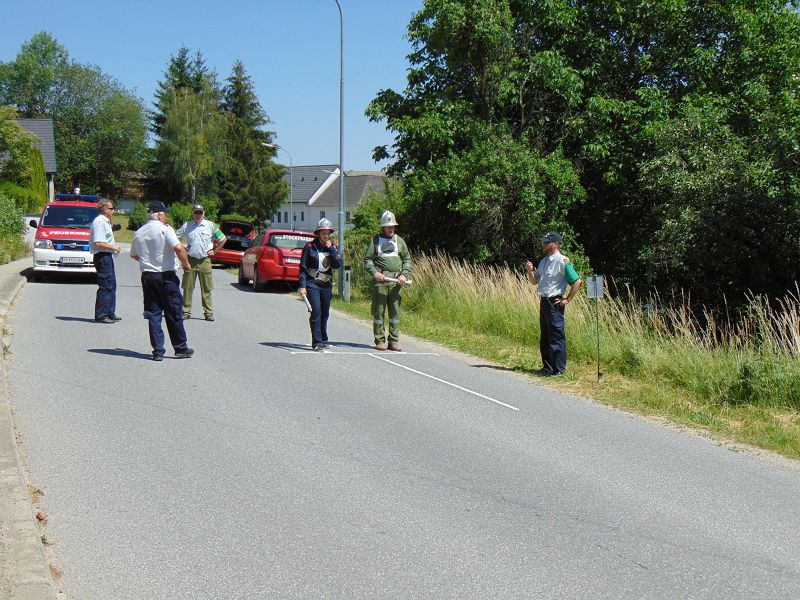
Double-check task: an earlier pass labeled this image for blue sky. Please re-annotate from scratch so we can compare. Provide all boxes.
[0,0,425,170]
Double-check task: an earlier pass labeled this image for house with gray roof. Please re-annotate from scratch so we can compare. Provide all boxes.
[13,119,57,201]
[271,165,386,232]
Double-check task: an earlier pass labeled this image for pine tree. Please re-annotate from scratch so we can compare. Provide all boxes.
[151,47,220,137]
[149,47,222,199]
[218,61,284,220]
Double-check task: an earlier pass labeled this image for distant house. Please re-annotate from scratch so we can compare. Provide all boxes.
[270,165,386,231]
[13,119,57,202]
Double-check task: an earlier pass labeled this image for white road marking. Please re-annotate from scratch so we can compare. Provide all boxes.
[368,353,520,412]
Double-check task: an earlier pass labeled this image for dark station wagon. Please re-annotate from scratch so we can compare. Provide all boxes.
[211,220,256,266]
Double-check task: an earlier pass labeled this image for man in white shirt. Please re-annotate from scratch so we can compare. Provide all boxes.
[130,201,194,362]
[89,199,121,323]
[525,231,582,376]
[176,204,226,321]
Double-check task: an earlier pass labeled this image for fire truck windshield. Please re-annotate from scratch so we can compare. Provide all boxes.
[40,205,96,228]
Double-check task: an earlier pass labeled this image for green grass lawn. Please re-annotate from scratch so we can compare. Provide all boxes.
[114,215,133,243]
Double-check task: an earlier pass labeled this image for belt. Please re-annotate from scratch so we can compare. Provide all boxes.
[380,270,400,278]
[314,272,332,283]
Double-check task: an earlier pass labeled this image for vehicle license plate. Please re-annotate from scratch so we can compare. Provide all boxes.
[60,257,85,264]
[286,258,300,264]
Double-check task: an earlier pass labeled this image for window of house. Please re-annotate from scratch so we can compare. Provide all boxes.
[276,212,281,223]
[320,210,325,219]
[346,211,351,224]
[301,211,305,221]
[284,212,288,223]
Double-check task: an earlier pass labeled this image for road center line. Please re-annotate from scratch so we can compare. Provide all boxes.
[290,351,438,355]
[368,353,520,412]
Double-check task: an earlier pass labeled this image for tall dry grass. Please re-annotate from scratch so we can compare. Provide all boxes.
[373,251,800,411]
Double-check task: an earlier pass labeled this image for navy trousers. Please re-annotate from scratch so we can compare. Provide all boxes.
[93,252,116,320]
[539,296,567,374]
[306,280,332,348]
[141,271,189,358]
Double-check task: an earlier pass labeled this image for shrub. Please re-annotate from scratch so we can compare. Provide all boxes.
[127,201,148,230]
[0,180,45,215]
[0,193,24,236]
[0,192,26,265]
[219,213,254,224]
[169,203,192,229]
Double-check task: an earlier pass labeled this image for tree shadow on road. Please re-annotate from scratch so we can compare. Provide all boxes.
[87,348,152,360]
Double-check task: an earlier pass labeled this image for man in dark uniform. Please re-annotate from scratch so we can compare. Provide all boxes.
[130,202,194,361]
[525,231,581,375]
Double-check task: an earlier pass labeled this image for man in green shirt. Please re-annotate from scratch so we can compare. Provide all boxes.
[364,211,412,351]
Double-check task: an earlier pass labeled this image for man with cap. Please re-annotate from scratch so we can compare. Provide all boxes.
[176,204,226,321]
[364,211,412,351]
[130,201,194,361]
[299,218,342,351]
[525,231,582,376]
[89,198,121,323]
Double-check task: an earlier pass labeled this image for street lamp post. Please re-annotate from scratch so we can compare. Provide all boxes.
[334,0,345,298]
[263,143,293,230]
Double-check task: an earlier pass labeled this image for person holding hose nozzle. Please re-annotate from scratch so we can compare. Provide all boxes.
[299,218,341,351]
[525,231,581,376]
[364,211,412,351]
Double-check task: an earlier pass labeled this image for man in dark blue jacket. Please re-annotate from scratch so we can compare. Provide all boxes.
[299,219,342,351]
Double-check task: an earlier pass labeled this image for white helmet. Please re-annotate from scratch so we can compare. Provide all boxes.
[380,210,398,227]
[314,218,334,233]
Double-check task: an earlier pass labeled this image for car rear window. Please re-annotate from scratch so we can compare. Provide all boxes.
[40,205,96,228]
[220,222,254,237]
[268,233,314,250]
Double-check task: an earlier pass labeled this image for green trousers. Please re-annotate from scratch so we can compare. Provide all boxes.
[371,283,402,344]
[182,256,214,315]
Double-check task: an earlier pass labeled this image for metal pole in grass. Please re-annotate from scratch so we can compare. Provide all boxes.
[587,275,605,381]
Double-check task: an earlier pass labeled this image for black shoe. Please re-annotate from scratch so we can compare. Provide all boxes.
[95,317,116,324]
[318,343,331,349]
[204,314,215,321]
[152,354,164,362]
[110,315,122,321]
[183,313,191,320]
[534,368,553,376]
[175,348,195,359]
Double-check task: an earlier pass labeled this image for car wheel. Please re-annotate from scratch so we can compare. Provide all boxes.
[238,262,249,286]
[253,267,266,292]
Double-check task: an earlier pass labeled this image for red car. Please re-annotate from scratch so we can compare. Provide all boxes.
[211,220,256,266]
[238,229,316,291]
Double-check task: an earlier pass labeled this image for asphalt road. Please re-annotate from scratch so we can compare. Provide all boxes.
[6,252,800,599]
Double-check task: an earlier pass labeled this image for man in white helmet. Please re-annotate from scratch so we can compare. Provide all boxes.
[364,210,412,351]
